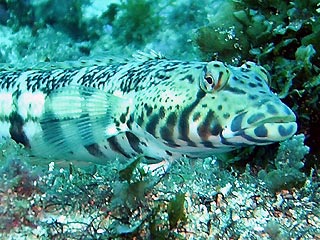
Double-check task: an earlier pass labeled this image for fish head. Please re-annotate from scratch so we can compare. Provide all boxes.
[138,61,297,156]
[132,59,297,155]
[187,60,297,150]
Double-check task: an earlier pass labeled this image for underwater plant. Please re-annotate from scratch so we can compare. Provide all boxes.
[258,134,309,192]
[111,0,161,46]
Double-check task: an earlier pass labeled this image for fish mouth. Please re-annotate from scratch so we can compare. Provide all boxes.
[250,114,296,127]
[221,114,297,145]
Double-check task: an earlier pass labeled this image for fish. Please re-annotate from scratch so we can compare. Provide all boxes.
[0,51,297,167]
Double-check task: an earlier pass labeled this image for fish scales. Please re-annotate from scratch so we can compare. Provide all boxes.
[0,53,297,166]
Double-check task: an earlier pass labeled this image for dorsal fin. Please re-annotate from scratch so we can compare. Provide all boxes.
[0,50,166,71]
[0,57,120,71]
[132,50,166,62]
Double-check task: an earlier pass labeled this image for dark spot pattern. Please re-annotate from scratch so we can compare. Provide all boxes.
[146,114,160,136]
[231,112,246,132]
[165,150,173,156]
[9,112,30,147]
[254,76,263,82]
[211,123,223,136]
[202,141,214,148]
[119,107,130,124]
[197,110,214,140]
[249,95,258,100]
[266,104,278,115]
[160,112,179,147]
[278,125,295,137]
[126,132,143,154]
[159,106,166,119]
[192,112,201,121]
[181,74,195,83]
[223,113,230,119]
[254,125,268,137]
[249,82,257,88]
[85,143,105,157]
[178,90,205,146]
[107,136,131,158]
[137,112,144,126]
[224,86,246,95]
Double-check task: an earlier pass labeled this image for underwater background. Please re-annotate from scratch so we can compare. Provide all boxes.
[0,0,319,239]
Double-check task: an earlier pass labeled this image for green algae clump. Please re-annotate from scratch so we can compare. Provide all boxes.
[112,0,161,46]
[258,134,309,192]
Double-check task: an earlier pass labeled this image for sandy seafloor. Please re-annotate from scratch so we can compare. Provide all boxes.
[0,0,319,239]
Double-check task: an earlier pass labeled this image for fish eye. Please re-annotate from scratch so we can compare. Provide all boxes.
[200,61,230,93]
[241,61,271,85]
[205,75,213,85]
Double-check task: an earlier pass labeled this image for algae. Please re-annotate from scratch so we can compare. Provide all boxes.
[111,0,161,46]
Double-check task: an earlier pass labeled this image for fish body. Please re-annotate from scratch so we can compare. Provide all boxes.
[0,52,297,165]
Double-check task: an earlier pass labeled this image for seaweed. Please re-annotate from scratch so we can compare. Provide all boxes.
[111,0,161,46]
[195,0,247,64]
[167,193,186,230]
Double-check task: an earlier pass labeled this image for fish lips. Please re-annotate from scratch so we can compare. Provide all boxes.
[221,115,298,145]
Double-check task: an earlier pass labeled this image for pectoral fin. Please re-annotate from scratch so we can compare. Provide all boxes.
[30,85,131,159]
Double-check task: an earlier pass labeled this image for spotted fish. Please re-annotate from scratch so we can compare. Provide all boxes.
[0,52,297,166]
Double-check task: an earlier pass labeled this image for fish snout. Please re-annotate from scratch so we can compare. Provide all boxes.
[222,100,297,145]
